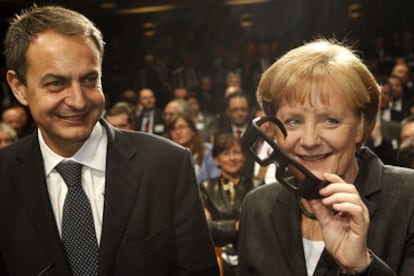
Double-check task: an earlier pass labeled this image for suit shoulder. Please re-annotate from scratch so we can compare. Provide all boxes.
[117,129,186,152]
[244,182,282,204]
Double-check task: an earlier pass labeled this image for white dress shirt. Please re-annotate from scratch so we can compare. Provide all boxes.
[39,122,107,245]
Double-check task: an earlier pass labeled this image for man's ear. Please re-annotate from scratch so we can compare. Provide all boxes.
[6,70,28,106]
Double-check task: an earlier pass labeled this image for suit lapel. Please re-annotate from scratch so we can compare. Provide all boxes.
[98,122,144,274]
[14,133,70,272]
[270,188,309,275]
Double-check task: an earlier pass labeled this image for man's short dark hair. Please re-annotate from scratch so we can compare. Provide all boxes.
[4,5,105,85]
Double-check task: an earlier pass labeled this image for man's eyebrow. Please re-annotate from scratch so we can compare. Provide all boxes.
[39,70,100,83]
[80,70,100,78]
[39,73,67,83]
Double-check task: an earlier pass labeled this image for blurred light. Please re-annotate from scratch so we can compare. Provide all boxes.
[143,22,157,37]
[240,13,253,28]
[117,5,176,14]
[225,0,270,6]
[100,2,117,9]
[348,3,363,19]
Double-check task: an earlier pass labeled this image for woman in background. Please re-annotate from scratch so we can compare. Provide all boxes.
[200,133,262,276]
[167,112,220,183]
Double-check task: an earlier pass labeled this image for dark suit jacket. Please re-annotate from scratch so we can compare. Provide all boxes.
[135,108,166,136]
[0,120,219,276]
[238,148,414,275]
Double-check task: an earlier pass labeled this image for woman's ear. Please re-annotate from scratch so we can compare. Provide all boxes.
[355,114,365,144]
[6,70,28,106]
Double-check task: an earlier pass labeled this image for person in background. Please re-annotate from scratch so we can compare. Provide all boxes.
[0,5,219,275]
[187,93,216,143]
[163,98,192,123]
[400,115,414,142]
[1,104,32,138]
[396,136,414,168]
[198,75,217,114]
[173,86,189,99]
[238,38,414,275]
[135,88,165,135]
[214,91,252,139]
[388,74,409,117]
[167,112,220,184]
[104,102,135,130]
[200,133,263,276]
[0,122,17,149]
[379,80,403,122]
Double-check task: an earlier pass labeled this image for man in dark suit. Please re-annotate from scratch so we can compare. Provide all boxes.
[135,88,166,136]
[0,5,218,276]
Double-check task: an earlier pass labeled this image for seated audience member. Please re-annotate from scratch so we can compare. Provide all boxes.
[200,133,263,276]
[104,102,135,130]
[1,104,33,138]
[173,86,189,99]
[388,74,409,117]
[400,115,414,142]
[365,115,398,165]
[396,136,414,168]
[187,93,216,143]
[167,113,220,184]
[163,98,192,123]
[135,88,165,135]
[379,80,404,122]
[198,75,218,114]
[214,91,252,139]
[0,122,17,149]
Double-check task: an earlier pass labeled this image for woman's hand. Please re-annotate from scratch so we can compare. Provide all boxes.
[308,173,372,273]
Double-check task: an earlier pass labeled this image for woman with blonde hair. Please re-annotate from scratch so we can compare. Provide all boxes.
[238,39,414,275]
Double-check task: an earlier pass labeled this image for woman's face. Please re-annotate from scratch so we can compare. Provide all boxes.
[170,117,194,147]
[215,141,245,176]
[275,93,364,182]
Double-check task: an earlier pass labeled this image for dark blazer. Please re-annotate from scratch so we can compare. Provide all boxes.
[135,108,166,136]
[0,120,219,276]
[238,148,414,275]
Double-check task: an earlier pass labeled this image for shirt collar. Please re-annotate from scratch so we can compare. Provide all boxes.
[39,122,107,176]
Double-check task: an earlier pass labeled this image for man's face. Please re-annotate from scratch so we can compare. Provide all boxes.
[226,96,249,127]
[380,84,392,110]
[7,31,105,157]
[106,113,133,130]
[388,76,404,100]
[139,89,156,110]
[1,107,26,135]
[393,64,410,84]
[401,121,414,141]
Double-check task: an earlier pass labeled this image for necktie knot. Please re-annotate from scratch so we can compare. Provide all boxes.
[55,161,83,188]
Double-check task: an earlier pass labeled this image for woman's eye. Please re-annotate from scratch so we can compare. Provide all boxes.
[284,118,301,127]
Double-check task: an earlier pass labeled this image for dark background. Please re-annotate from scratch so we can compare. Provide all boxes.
[1,0,413,106]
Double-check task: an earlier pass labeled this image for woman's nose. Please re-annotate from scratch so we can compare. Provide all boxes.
[300,125,321,148]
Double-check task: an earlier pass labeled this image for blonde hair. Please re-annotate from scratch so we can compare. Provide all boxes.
[257,38,380,148]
